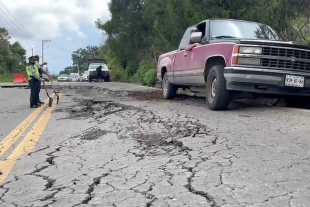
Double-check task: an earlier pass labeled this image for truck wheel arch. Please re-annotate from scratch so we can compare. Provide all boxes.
[204,56,226,82]
[161,66,167,79]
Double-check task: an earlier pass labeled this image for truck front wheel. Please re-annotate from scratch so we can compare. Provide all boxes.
[162,73,177,99]
[206,65,231,110]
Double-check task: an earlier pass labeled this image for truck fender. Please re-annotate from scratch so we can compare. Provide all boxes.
[203,55,226,82]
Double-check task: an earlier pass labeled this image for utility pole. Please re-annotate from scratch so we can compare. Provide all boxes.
[42,39,51,65]
[76,55,81,75]
[77,60,80,75]
[31,47,33,56]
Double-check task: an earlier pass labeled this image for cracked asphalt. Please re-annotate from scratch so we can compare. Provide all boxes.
[1,82,310,207]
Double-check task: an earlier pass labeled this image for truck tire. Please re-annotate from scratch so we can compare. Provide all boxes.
[88,76,92,82]
[206,65,231,110]
[162,73,177,99]
[105,76,110,82]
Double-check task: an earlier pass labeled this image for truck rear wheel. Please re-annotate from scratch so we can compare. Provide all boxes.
[162,73,177,99]
[88,76,92,82]
[206,65,231,110]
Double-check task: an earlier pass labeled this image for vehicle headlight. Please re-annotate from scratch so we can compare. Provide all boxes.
[239,46,262,54]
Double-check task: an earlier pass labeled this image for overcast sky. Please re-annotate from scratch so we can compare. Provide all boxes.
[0,0,110,74]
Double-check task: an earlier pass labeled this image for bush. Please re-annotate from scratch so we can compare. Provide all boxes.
[0,73,13,83]
[143,69,157,86]
[106,52,128,82]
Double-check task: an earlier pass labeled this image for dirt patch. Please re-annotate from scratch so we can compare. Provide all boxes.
[60,98,136,120]
[72,127,111,140]
[128,90,163,101]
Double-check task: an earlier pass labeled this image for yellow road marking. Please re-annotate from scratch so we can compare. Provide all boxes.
[0,93,63,184]
[0,97,49,158]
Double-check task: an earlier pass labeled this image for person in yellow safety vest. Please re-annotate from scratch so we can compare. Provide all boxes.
[26,56,45,108]
[33,55,50,104]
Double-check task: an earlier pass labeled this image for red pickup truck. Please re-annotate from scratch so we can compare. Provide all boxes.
[157,19,310,110]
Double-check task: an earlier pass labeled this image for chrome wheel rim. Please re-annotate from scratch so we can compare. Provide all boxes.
[208,77,217,103]
[163,78,168,96]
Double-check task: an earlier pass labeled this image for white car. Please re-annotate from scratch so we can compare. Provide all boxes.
[81,71,88,81]
[57,74,69,82]
[68,73,80,82]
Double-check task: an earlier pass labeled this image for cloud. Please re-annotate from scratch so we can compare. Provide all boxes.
[0,0,110,39]
[0,0,111,74]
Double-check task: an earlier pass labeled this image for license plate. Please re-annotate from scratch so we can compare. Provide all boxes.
[285,75,304,87]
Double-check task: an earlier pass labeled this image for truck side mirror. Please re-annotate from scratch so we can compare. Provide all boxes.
[190,32,202,43]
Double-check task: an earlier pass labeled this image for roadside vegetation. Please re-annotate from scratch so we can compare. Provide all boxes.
[0,28,27,83]
[2,1,310,86]
[61,0,310,87]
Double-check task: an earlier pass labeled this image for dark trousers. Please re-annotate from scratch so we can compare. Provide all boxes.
[97,73,101,82]
[38,74,42,101]
[38,81,41,102]
[29,78,40,106]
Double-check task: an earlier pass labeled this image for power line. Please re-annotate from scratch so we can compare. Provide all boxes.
[0,13,36,43]
[0,1,72,56]
[0,0,39,41]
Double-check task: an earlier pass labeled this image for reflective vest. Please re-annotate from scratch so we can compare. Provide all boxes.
[26,65,39,80]
[35,61,42,75]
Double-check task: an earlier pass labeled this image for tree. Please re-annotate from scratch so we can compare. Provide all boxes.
[0,28,27,75]
[92,0,310,85]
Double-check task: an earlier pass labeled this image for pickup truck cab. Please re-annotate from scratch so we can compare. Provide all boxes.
[157,19,310,110]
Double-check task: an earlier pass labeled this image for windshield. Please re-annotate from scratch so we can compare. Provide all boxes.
[89,63,108,69]
[211,20,280,40]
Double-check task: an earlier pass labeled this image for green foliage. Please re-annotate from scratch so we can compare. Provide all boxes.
[83,0,310,86]
[51,74,58,80]
[59,45,105,75]
[0,28,27,76]
[143,69,157,86]
[0,73,13,83]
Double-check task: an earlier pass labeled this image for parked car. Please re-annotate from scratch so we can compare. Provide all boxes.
[57,74,70,82]
[157,18,310,110]
[67,73,79,82]
[81,71,88,82]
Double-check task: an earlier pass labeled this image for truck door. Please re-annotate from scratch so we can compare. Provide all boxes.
[182,21,208,86]
[173,27,193,85]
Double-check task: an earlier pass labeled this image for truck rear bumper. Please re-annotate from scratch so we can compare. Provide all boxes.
[224,67,310,96]
[89,71,110,78]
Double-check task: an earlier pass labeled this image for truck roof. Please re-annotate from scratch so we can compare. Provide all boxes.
[87,58,106,64]
[196,18,263,26]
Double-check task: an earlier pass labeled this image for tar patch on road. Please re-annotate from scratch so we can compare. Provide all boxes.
[72,127,111,140]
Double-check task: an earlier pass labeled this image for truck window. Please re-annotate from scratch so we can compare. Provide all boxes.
[178,27,193,51]
[196,21,208,42]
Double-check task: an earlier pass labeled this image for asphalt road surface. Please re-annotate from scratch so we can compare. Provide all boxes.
[0,81,310,207]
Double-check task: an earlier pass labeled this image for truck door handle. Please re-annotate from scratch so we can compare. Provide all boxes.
[184,54,187,57]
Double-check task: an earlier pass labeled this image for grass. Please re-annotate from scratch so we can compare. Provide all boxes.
[0,74,14,83]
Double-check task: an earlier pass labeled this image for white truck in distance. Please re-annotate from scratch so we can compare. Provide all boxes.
[87,58,110,82]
